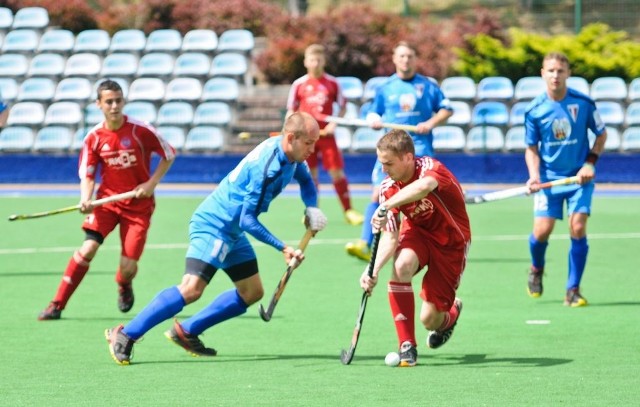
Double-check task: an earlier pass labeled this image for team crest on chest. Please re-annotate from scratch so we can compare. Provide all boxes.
[121,137,132,148]
[552,118,571,140]
[567,104,579,122]
[414,83,424,98]
[399,93,416,112]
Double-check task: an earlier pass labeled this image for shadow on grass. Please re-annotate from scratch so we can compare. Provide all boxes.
[0,270,112,278]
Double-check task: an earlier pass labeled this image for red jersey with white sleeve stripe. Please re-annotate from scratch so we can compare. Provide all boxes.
[286,73,345,129]
[78,116,175,211]
[379,156,471,247]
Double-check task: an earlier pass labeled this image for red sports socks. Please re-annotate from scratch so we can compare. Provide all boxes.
[52,251,91,309]
[388,281,416,346]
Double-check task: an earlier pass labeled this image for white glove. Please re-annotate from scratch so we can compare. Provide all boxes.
[304,207,327,232]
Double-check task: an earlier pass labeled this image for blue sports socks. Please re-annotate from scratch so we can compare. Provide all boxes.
[181,289,248,336]
[123,286,185,340]
[529,233,548,270]
[361,201,379,247]
[567,237,589,290]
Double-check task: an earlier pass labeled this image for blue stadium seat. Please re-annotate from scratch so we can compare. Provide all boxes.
[603,126,621,151]
[595,101,624,126]
[128,78,165,103]
[164,78,203,102]
[181,29,218,53]
[0,7,13,33]
[621,127,640,151]
[217,29,254,53]
[333,101,359,120]
[54,78,92,102]
[0,78,18,102]
[137,52,175,77]
[7,102,45,126]
[83,103,103,126]
[37,29,74,54]
[193,102,232,126]
[337,76,364,101]
[567,76,590,95]
[74,29,110,54]
[0,126,35,152]
[432,126,466,152]
[71,127,89,150]
[109,29,146,54]
[514,76,544,100]
[123,101,157,124]
[504,126,527,152]
[590,77,627,101]
[210,52,248,79]
[2,29,39,53]
[334,126,352,151]
[157,126,186,150]
[476,76,513,100]
[447,101,471,127]
[44,102,83,126]
[145,29,182,53]
[64,53,101,78]
[156,102,194,127]
[16,78,56,102]
[202,77,239,102]
[101,53,138,78]
[359,100,373,119]
[173,52,211,78]
[363,76,387,101]
[33,126,73,152]
[466,126,505,151]
[509,101,529,126]
[351,127,384,152]
[0,53,28,76]
[440,76,476,100]
[12,7,49,30]
[184,126,225,152]
[27,53,65,78]
[625,101,640,126]
[628,78,640,101]
[94,77,129,99]
[471,101,509,126]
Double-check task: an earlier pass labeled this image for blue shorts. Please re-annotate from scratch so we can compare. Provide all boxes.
[186,227,256,270]
[533,182,594,220]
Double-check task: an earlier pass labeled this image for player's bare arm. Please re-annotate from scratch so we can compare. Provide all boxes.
[416,108,453,133]
[577,129,607,184]
[376,177,438,215]
[136,156,175,198]
[79,178,96,213]
[360,229,399,294]
[525,145,542,191]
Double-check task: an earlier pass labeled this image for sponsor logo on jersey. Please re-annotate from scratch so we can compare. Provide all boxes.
[399,93,416,112]
[411,198,434,217]
[552,118,571,140]
[105,151,138,168]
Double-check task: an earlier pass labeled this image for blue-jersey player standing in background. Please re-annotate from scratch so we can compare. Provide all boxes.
[346,41,452,261]
[524,52,607,307]
[106,112,328,365]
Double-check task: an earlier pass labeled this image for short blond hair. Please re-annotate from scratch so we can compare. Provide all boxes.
[305,44,325,58]
[543,52,570,68]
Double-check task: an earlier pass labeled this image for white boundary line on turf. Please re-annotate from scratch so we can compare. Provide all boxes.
[0,232,639,256]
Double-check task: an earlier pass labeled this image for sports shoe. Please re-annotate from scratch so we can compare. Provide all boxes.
[344,209,364,226]
[527,266,543,298]
[164,320,217,357]
[427,298,463,349]
[398,341,418,367]
[564,288,588,307]
[118,283,134,313]
[345,240,371,262]
[38,301,62,321]
[105,324,135,365]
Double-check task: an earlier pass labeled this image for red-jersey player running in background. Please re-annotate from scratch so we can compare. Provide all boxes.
[38,79,176,320]
[359,129,470,367]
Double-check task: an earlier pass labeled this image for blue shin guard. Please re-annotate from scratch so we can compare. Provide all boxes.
[181,289,248,336]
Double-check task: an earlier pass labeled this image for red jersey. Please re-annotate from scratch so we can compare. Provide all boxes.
[79,116,175,210]
[286,73,345,129]
[380,157,471,247]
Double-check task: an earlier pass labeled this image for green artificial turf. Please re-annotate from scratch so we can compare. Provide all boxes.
[1,194,638,406]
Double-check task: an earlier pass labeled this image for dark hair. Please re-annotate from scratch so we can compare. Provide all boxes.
[96,79,123,100]
[377,129,415,156]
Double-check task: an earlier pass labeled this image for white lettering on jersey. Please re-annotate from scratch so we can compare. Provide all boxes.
[105,151,138,168]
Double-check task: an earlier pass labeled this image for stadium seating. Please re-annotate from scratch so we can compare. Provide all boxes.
[157,125,186,150]
[101,53,139,78]
[184,126,225,152]
[44,102,83,126]
[476,76,514,100]
[109,29,146,54]
[94,77,129,98]
[567,77,590,95]
[123,101,157,124]
[0,126,35,152]
[202,77,239,102]
[2,29,39,53]
[137,52,175,78]
[145,29,182,53]
[33,126,73,152]
[0,53,28,76]
[509,101,529,126]
[164,78,203,102]
[334,126,352,151]
[603,126,621,151]
[628,78,640,101]
[210,52,248,79]
[440,76,476,100]
[0,78,18,101]
[590,76,627,101]
[71,127,89,150]
[12,7,49,30]
[37,29,74,54]
[471,101,509,126]
[193,102,232,127]
[358,100,373,119]
[74,29,110,54]
[363,76,387,101]
[621,127,640,151]
[505,125,527,152]
[16,78,56,102]
[27,53,65,78]
[466,126,505,151]
[54,78,92,102]
[181,29,218,53]
[432,126,466,151]
[625,101,640,126]
[447,101,472,127]
[0,7,13,33]
[84,104,103,126]
[514,76,544,100]
[173,52,211,78]
[595,101,624,126]
[337,76,364,101]
[64,53,102,78]
[128,78,165,103]
[351,127,384,152]
[217,29,254,53]
[7,102,45,126]
[156,102,194,127]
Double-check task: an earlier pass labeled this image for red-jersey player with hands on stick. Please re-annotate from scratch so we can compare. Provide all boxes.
[359,129,471,367]
[286,44,363,225]
[38,79,176,320]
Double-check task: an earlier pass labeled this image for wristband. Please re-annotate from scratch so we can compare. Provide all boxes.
[585,152,599,165]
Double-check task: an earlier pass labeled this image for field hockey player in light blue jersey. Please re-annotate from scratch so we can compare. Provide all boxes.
[105,112,328,365]
[524,52,607,307]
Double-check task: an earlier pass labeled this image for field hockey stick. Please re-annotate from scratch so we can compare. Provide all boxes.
[320,115,419,132]
[464,176,580,205]
[340,207,387,365]
[7,190,137,221]
[258,228,316,322]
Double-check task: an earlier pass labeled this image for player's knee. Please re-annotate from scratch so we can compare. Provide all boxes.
[419,310,441,330]
[238,286,263,306]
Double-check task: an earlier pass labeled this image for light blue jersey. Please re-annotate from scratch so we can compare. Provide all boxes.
[525,88,605,181]
[187,136,317,268]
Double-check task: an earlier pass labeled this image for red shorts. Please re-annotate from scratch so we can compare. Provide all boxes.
[81,202,154,260]
[305,135,344,171]
[397,222,469,312]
